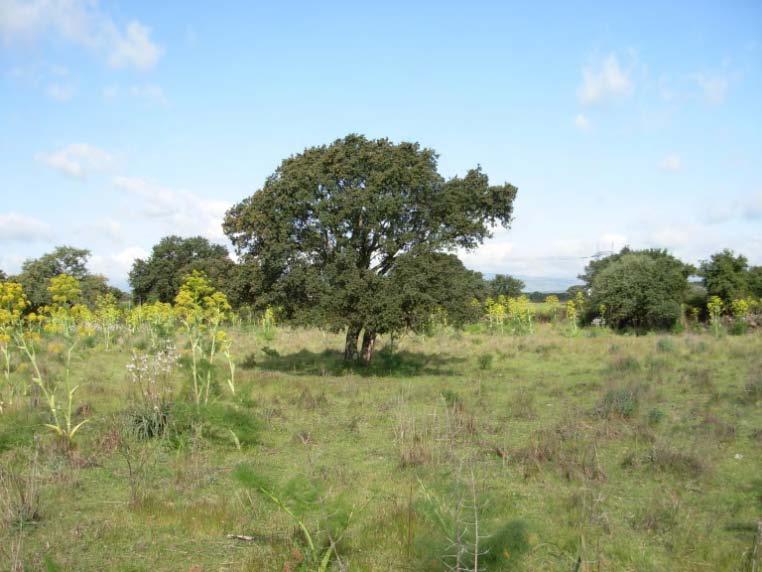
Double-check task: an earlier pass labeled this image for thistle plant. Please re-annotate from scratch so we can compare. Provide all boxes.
[484,297,506,333]
[94,293,122,349]
[174,272,232,407]
[506,295,533,335]
[565,300,578,335]
[574,291,586,317]
[259,306,277,341]
[233,465,359,571]
[707,296,723,337]
[544,295,560,322]
[219,331,237,396]
[142,302,175,349]
[0,282,28,388]
[17,274,93,446]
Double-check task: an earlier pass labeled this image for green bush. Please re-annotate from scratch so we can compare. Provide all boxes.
[656,338,675,353]
[596,388,639,419]
[587,253,691,331]
[478,353,494,370]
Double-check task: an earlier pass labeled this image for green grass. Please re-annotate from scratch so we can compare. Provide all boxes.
[1,324,762,570]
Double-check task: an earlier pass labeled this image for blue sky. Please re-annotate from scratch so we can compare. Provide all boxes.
[1,1,761,290]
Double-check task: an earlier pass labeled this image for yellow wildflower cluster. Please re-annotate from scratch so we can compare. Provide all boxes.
[484,295,534,335]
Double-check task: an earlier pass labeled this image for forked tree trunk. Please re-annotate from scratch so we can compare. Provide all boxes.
[360,329,377,365]
[344,323,361,361]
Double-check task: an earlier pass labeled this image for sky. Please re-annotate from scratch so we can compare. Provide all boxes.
[1,1,761,291]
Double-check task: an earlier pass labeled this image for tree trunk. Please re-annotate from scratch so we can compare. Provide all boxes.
[360,329,377,365]
[344,324,361,361]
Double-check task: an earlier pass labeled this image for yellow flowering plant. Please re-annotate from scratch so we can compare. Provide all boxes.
[565,299,578,335]
[15,274,93,445]
[544,295,560,322]
[174,271,232,406]
[94,293,122,349]
[707,296,723,338]
[0,281,28,395]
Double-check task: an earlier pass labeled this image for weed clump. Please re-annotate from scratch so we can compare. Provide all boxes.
[623,445,705,479]
[609,355,641,374]
[596,388,639,419]
[743,376,762,404]
[509,388,536,420]
[656,338,676,353]
[0,451,41,529]
[647,408,665,426]
[477,353,494,370]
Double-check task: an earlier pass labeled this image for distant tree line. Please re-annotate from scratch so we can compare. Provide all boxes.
[3,135,760,360]
[577,247,762,331]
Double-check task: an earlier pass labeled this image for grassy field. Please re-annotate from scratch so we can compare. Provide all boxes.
[2,324,762,571]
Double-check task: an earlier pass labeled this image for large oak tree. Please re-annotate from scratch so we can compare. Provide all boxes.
[224,134,517,362]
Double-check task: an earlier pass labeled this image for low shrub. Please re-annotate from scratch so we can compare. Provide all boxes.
[596,388,639,419]
[609,355,641,374]
[477,353,494,370]
[656,338,675,353]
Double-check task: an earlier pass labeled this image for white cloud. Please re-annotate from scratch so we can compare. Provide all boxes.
[702,192,762,224]
[0,0,163,71]
[38,143,113,178]
[596,233,628,253]
[113,176,230,240]
[46,82,74,101]
[102,83,166,104]
[692,73,729,104]
[107,21,162,71]
[573,113,590,130]
[91,218,123,242]
[89,246,148,281]
[457,240,514,271]
[130,83,166,103]
[0,212,51,241]
[659,154,682,172]
[578,53,633,105]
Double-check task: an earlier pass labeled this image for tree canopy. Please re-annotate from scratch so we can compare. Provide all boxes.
[224,134,517,362]
[14,246,115,309]
[579,246,695,290]
[588,253,691,331]
[698,249,750,303]
[129,236,235,304]
[486,274,524,298]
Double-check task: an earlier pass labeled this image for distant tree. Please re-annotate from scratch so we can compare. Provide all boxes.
[15,246,112,309]
[588,253,691,331]
[698,249,749,303]
[0,268,6,281]
[224,134,517,362]
[749,266,762,299]
[129,236,234,304]
[579,247,695,290]
[487,274,524,298]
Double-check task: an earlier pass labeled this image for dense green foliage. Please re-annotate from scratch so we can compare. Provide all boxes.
[699,249,752,303]
[587,252,692,330]
[223,134,518,362]
[12,246,116,309]
[129,236,235,304]
[486,274,524,298]
[579,247,695,290]
[750,266,762,298]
